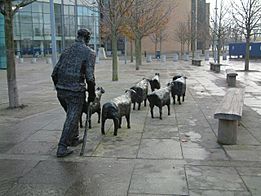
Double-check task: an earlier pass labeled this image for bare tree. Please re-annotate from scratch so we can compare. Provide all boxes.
[150,27,168,56]
[197,20,211,54]
[149,32,160,56]
[185,13,198,58]
[174,22,187,57]
[119,24,135,62]
[128,0,174,70]
[231,0,261,71]
[228,22,243,43]
[211,0,231,63]
[0,0,36,108]
[85,0,134,81]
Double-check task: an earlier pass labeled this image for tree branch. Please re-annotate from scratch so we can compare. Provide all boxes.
[13,0,37,14]
[0,1,6,15]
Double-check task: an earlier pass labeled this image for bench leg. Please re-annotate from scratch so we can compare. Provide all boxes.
[214,65,220,73]
[227,76,236,87]
[217,119,237,145]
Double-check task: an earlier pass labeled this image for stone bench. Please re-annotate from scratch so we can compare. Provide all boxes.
[210,62,221,73]
[226,69,238,87]
[214,88,245,145]
[192,59,202,66]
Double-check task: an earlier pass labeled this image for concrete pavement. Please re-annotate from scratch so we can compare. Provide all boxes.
[0,57,261,195]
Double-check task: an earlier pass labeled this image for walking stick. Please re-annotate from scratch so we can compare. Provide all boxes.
[80,102,91,156]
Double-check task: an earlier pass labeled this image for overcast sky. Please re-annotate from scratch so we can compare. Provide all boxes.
[206,0,239,19]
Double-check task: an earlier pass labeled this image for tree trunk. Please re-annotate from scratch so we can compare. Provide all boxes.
[130,40,133,63]
[111,31,118,81]
[135,36,142,70]
[245,36,250,71]
[4,1,20,108]
[217,35,221,64]
[154,41,157,57]
[180,43,182,57]
[160,40,162,54]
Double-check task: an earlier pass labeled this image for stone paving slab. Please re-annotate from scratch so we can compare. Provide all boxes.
[129,160,188,195]
[186,165,247,191]
[1,58,261,195]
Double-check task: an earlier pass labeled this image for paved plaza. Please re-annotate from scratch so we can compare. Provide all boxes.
[0,57,261,195]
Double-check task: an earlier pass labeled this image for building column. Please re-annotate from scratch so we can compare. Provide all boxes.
[40,41,44,55]
[0,14,6,69]
[61,0,65,51]
[16,41,21,57]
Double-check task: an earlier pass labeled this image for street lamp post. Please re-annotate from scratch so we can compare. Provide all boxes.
[214,0,218,63]
[50,0,57,67]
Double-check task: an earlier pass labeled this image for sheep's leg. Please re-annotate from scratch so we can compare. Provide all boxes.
[182,94,185,102]
[113,118,119,136]
[159,106,163,120]
[150,105,154,118]
[97,111,101,123]
[133,103,136,110]
[144,99,147,107]
[178,96,181,105]
[167,104,170,115]
[101,118,106,135]
[126,114,131,128]
[119,117,122,128]
[138,102,141,110]
[173,95,176,105]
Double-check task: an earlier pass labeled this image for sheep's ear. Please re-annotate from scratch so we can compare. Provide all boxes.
[184,76,187,79]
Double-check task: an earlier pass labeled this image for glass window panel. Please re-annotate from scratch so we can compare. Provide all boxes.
[70,25,75,36]
[14,22,20,36]
[20,4,32,12]
[14,14,19,23]
[83,16,89,26]
[77,6,83,16]
[69,5,75,15]
[33,23,43,36]
[32,12,43,23]
[83,7,88,15]
[64,25,69,36]
[63,0,74,5]
[43,13,50,24]
[69,16,75,26]
[64,16,70,26]
[56,23,62,36]
[54,4,61,15]
[32,2,42,13]
[21,23,33,37]
[77,16,82,26]
[43,23,51,36]
[64,6,69,15]
[43,3,50,13]
[20,12,32,23]
[54,0,61,4]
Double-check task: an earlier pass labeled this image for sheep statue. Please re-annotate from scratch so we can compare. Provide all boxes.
[148,73,161,92]
[80,87,105,128]
[101,89,136,136]
[147,85,172,120]
[169,74,187,105]
[130,78,149,110]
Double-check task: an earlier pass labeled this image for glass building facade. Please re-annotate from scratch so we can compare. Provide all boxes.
[12,0,99,57]
[0,14,6,69]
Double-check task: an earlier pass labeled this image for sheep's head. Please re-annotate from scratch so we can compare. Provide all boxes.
[125,89,136,97]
